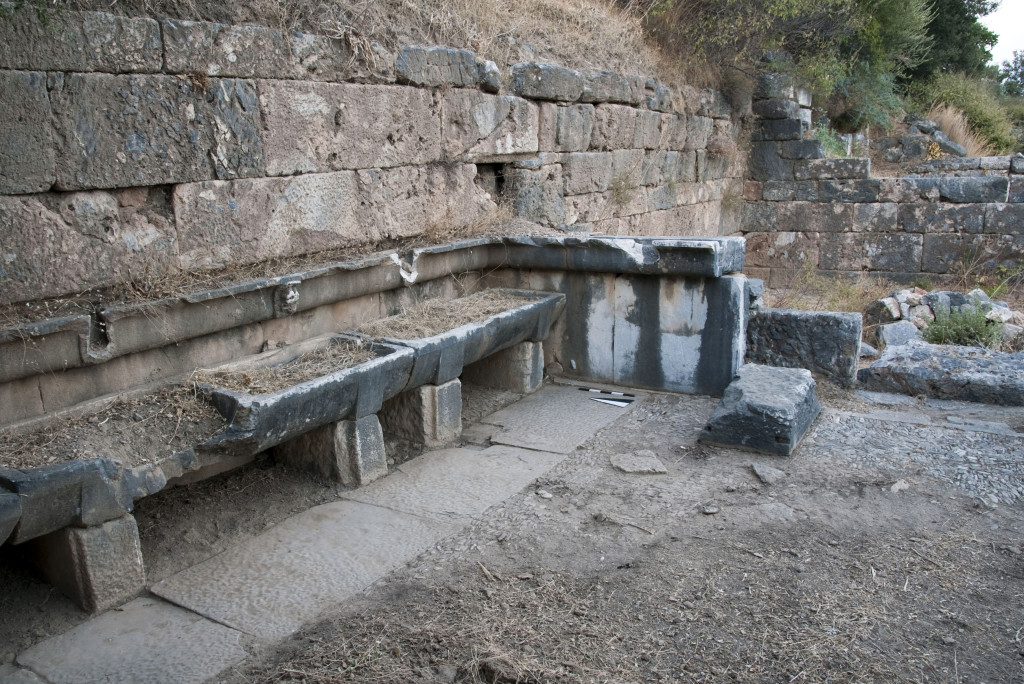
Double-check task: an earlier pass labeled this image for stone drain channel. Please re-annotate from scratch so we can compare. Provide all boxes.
[2,383,631,683]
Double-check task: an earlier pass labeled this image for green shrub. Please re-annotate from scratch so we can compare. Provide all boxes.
[921,305,1002,348]
[909,72,1017,153]
[811,120,849,157]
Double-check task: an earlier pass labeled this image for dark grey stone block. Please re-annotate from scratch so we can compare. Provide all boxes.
[898,203,984,234]
[984,204,1024,234]
[937,177,1009,203]
[877,320,921,348]
[749,142,794,181]
[746,308,862,387]
[396,45,481,87]
[0,489,21,545]
[1011,154,1024,174]
[793,158,870,180]
[858,341,1024,405]
[754,72,793,100]
[510,62,583,101]
[752,119,803,141]
[752,98,797,119]
[1007,177,1024,204]
[761,180,819,201]
[900,135,931,159]
[779,140,825,160]
[819,179,881,203]
[700,364,820,456]
[480,60,501,93]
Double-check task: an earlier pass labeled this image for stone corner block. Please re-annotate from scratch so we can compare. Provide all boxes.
[510,62,583,102]
[30,515,146,614]
[381,378,463,448]
[462,340,544,394]
[699,364,820,456]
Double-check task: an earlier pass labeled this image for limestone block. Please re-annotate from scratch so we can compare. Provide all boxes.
[752,98,797,119]
[984,203,1024,234]
[163,19,292,78]
[0,376,44,424]
[645,81,673,113]
[931,177,1007,203]
[1009,177,1024,203]
[818,179,882,203]
[397,45,480,87]
[817,233,922,272]
[274,415,387,487]
[0,190,178,304]
[50,73,264,190]
[580,71,644,105]
[920,234,985,274]
[639,110,664,149]
[762,180,819,201]
[31,515,145,613]
[0,71,54,194]
[694,88,732,119]
[508,164,565,227]
[743,231,821,270]
[480,60,501,93]
[510,62,584,101]
[746,308,862,387]
[877,320,922,348]
[752,119,802,142]
[779,140,825,160]
[462,340,544,394]
[685,115,714,150]
[899,203,985,234]
[662,113,688,149]
[700,364,820,456]
[537,103,558,151]
[552,104,595,152]
[259,81,441,175]
[793,158,870,180]
[0,6,161,72]
[380,379,462,448]
[441,90,539,160]
[611,149,645,189]
[1012,154,1024,174]
[562,152,613,195]
[590,104,642,150]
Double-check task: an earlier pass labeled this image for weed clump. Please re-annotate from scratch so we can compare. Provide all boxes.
[921,305,1001,349]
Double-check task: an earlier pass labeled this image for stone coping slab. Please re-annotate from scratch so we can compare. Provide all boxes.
[370,289,565,390]
[199,334,414,457]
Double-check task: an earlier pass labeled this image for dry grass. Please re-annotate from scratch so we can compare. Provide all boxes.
[359,290,529,340]
[192,341,376,394]
[927,104,999,158]
[765,269,895,315]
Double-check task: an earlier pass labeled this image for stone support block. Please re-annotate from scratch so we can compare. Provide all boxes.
[645,81,673,113]
[984,203,1024,234]
[259,81,440,175]
[793,158,870,180]
[752,119,803,141]
[581,71,644,105]
[0,376,44,424]
[50,73,263,190]
[380,379,462,448]
[0,6,161,73]
[639,110,664,149]
[897,177,1010,203]
[462,340,544,394]
[700,364,820,456]
[0,70,54,194]
[661,114,687,149]
[441,90,539,160]
[274,414,387,487]
[397,45,480,87]
[510,63,583,101]
[899,203,985,234]
[1012,155,1024,174]
[31,515,145,613]
[746,308,862,387]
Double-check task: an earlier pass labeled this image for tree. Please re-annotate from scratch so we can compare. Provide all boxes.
[1002,51,1024,97]
[905,0,998,80]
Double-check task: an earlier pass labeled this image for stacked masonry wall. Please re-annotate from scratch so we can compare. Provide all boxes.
[0,5,742,306]
[740,72,1024,286]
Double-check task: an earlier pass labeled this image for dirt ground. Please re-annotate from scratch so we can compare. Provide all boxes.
[2,381,1023,682]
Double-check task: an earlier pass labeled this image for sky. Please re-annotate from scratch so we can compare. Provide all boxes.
[982,0,1024,67]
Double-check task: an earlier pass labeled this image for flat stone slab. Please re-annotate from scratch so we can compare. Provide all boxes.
[700,364,820,456]
[858,340,1024,405]
[342,445,564,519]
[152,500,458,640]
[15,597,246,684]
[482,384,636,453]
[610,450,667,474]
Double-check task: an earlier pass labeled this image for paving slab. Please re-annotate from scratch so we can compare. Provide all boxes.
[151,500,459,640]
[481,384,635,453]
[14,597,246,684]
[343,445,564,519]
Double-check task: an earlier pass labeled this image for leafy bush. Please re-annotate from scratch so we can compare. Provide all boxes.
[811,120,849,157]
[921,305,1002,348]
[909,72,1017,153]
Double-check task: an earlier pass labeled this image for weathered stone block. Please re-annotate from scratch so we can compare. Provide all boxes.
[751,98,797,119]
[700,364,820,456]
[852,203,898,232]
[462,340,544,394]
[508,164,565,226]
[746,308,862,387]
[661,113,687,149]
[397,45,480,87]
[552,104,595,152]
[274,414,387,486]
[441,91,539,160]
[590,104,642,150]
[0,489,20,545]
[748,142,793,182]
[645,81,673,113]
[779,140,825,160]
[752,119,803,141]
[984,203,1024,234]
[743,231,820,269]
[793,158,870,180]
[580,71,644,104]
[380,379,462,447]
[936,177,1009,203]
[876,320,921,348]
[818,233,922,272]
[0,6,161,72]
[0,70,54,193]
[1012,154,1024,174]
[162,19,292,78]
[921,234,983,274]
[51,73,263,190]
[563,151,613,195]
[932,131,967,157]
[31,515,145,613]
[510,62,583,101]
[899,203,985,234]
[754,72,794,100]
[685,115,714,150]
[259,81,440,175]
[0,190,178,304]
[0,376,44,423]
[1009,177,1024,203]
[638,110,664,149]
[818,179,881,203]
[762,180,819,201]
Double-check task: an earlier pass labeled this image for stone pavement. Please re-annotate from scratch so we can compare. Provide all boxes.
[4,383,636,684]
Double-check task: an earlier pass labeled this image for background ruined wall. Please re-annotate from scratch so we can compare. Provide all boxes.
[0,6,743,306]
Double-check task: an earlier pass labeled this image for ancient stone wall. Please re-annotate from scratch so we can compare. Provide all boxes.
[740,72,1024,285]
[0,5,742,306]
